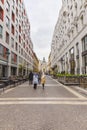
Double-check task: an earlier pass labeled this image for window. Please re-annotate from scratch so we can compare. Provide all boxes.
[6,1,10,13]
[0,44,3,56]
[11,24,15,35]
[81,15,83,25]
[12,0,15,9]
[16,8,18,17]
[23,42,25,48]
[0,6,4,21]
[0,25,3,38]
[16,0,18,5]
[11,37,14,48]
[15,42,18,51]
[11,52,17,64]
[69,47,74,60]
[69,47,75,74]
[76,43,79,55]
[19,45,20,53]
[6,32,9,44]
[19,35,21,43]
[16,19,18,28]
[12,11,15,22]
[82,36,87,51]
[19,25,21,33]
[6,16,10,28]
[1,0,4,4]
[16,30,18,39]
[0,44,8,59]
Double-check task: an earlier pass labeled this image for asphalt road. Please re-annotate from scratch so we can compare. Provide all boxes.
[0,76,87,130]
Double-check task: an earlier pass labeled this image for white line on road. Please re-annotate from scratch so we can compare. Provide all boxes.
[0,100,87,105]
[0,97,87,101]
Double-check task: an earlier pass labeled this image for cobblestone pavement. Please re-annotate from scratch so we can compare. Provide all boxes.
[0,76,87,130]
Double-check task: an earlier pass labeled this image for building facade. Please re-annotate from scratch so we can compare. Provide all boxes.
[47,53,51,74]
[51,0,87,74]
[0,0,33,77]
[33,52,39,72]
[39,58,47,73]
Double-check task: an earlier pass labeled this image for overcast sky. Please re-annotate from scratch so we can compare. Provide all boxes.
[24,0,62,61]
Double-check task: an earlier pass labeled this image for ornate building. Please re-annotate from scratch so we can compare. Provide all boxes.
[39,57,47,73]
[51,0,87,74]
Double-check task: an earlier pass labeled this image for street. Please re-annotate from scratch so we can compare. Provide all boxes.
[0,76,87,130]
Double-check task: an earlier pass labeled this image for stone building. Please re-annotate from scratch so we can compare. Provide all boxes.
[51,0,87,74]
[39,57,47,73]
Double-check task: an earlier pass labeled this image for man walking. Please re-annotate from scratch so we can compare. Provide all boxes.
[28,71,33,85]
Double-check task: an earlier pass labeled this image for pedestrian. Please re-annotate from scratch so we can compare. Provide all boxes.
[41,72,46,89]
[33,73,38,89]
[38,72,41,84]
[28,71,33,85]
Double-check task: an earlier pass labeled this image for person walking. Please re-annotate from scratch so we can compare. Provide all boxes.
[41,73,46,89]
[28,71,33,85]
[33,73,38,89]
[38,72,41,84]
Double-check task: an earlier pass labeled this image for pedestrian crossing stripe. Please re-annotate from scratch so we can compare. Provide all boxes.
[0,97,87,100]
[0,100,87,105]
[0,97,87,105]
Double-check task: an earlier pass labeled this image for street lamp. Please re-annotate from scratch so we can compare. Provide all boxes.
[6,50,10,78]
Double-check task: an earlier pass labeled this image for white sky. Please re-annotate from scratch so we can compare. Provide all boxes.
[24,0,62,61]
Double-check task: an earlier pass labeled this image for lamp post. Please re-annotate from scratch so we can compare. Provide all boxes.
[6,50,10,78]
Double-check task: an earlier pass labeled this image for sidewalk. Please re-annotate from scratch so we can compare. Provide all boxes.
[52,77,87,98]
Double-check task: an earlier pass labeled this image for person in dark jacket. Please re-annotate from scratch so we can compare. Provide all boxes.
[29,71,33,85]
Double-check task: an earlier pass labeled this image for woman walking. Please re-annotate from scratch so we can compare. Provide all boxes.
[33,73,38,89]
[41,73,46,89]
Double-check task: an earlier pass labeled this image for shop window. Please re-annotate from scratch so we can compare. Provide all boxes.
[82,36,87,51]
[69,47,75,74]
[69,47,74,60]
[0,25,3,38]
[0,6,4,21]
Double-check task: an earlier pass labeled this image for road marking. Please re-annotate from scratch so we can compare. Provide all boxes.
[0,97,87,101]
[0,100,87,105]
[50,77,85,99]
[0,97,87,105]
